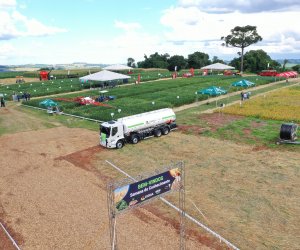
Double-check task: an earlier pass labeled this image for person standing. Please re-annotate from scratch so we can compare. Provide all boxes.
[0,96,5,107]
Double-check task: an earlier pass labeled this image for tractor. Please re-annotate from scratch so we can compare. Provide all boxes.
[95,90,116,102]
[39,69,53,81]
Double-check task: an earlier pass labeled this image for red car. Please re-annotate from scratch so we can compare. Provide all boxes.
[182,72,192,78]
[259,70,277,76]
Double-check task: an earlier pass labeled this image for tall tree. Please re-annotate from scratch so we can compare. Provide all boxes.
[137,52,169,69]
[291,64,300,73]
[221,25,262,74]
[187,52,210,68]
[167,55,187,71]
[229,49,280,73]
[282,59,288,71]
[212,56,224,64]
[127,58,136,68]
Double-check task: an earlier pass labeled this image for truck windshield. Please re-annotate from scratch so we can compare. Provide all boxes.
[100,125,111,138]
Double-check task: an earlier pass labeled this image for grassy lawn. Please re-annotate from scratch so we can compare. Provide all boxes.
[0,102,99,136]
[202,117,289,147]
[177,84,300,151]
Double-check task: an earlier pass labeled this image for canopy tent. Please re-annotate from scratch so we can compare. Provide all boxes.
[39,99,58,107]
[276,71,298,78]
[80,70,131,82]
[201,63,234,70]
[197,86,227,96]
[103,64,133,70]
[232,79,255,88]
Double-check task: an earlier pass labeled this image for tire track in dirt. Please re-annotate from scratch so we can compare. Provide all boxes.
[141,204,228,250]
[0,203,24,250]
[58,145,228,249]
[56,145,112,189]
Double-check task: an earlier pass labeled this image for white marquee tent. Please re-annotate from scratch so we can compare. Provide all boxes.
[201,63,235,70]
[79,70,131,82]
[103,64,133,70]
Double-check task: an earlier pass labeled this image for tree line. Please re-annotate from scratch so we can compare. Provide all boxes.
[127,25,299,73]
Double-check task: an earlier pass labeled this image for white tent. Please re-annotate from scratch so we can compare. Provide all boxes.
[201,63,234,70]
[80,70,131,82]
[103,64,133,70]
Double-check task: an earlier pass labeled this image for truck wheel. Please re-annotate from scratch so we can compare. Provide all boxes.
[162,127,169,135]
[116,140,124,149]
[154,129,162,137]
[131,135,139,144]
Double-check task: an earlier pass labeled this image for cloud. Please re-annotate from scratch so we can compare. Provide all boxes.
[0,43,17,62]
[77,24,162,64]
[114,20,141,32]
[159,5,300,59]
[0,8,66,41]
[0,0,16,8]
[178,0,300,13]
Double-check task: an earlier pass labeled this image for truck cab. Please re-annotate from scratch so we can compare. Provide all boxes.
[100,121,124,149]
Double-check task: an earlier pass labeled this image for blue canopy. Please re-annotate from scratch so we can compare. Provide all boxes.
[39,99,58,107]
[197,86,227,96]
[232,79,255,87]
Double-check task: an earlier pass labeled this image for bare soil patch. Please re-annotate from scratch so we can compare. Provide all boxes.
[1,104,299,250]
[97,132,300,250]
[0,77,39,85]
[0,228,16,250]
[200,113,243,131]
[178,125,206,134]
[0,126,212,249]
[178,113,243,134]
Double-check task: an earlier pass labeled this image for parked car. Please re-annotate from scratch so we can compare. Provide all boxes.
[259,70,277,76]
[182,72,192,78]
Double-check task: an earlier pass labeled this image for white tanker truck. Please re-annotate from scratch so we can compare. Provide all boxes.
[100,108,177,149]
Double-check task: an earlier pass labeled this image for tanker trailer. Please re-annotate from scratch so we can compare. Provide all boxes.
[100,108,177,149]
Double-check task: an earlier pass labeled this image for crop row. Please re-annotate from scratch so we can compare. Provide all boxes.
[222,86,300,122]
[22,75,277,121]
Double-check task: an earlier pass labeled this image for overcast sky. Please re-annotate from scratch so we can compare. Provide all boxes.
[1,0,300,65]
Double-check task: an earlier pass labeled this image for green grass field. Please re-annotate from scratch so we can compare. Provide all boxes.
[177,83,300,151]
[22,75,276,121]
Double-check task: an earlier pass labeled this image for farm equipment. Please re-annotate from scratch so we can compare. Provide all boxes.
[95,90,116,102]
[15,76,25,83]
[54,96,114,108]
[39,69,53,81]
[100,108,177,149]
[224,70,240,76]
[276,123,300,145]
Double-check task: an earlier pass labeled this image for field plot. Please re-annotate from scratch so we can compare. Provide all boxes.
[0,78,83,100]
[176,83,300,149]
[222,85,300,122]
[1,99,300,249]
[0,69,193,99]
[24,76,275,121]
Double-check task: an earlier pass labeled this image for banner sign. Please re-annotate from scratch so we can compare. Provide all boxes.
[114,168,181,213]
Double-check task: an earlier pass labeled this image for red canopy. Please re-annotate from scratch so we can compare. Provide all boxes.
[276,71,298,78]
